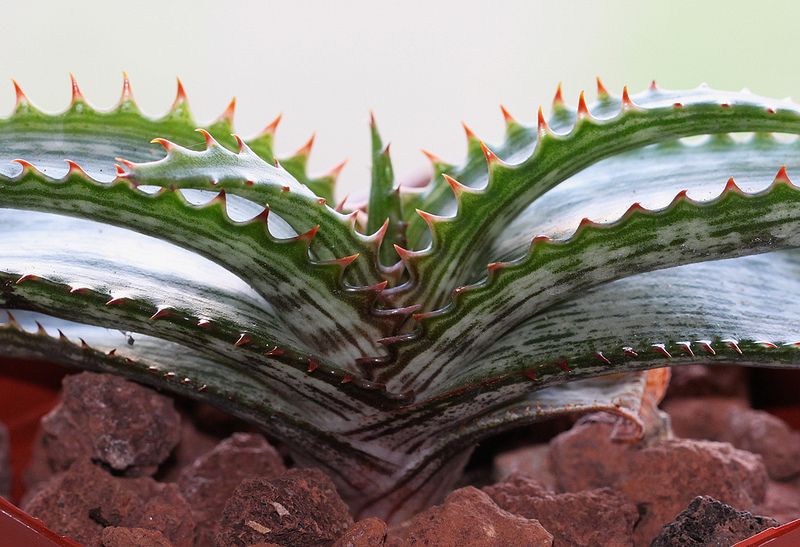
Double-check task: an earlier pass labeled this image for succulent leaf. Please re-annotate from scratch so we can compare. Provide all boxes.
[0,167,391,366]
[386,152,800,391]
[366,116,406,265]
[456,251,800,394]
[5,77,800,521]
[118,134,385,286]
[396,85,800,312]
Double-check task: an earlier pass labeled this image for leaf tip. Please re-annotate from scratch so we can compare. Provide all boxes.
[621,85,634,109]
[119,71,134,104]
[327,158,348,179]
[499,104,515,125]
[480,141,499,165]
[234,333,252,347]
[461,121,477,142]
[775,165,792,185]
[576,90,590,118]
[261,112,282,136]
[195,128,217,148]
[11,79,28,108]
[595,76,609,98]
[421,149,443,165]
[218,96,236,124]
[69,72,85,104]
[552,81,565,109]
[724,177,743,194]
[64,159,87,177]
[172,77,188,109]
[294,133,316,157]
[537,105,549,136]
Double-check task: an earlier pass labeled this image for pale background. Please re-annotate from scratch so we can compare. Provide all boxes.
[2,0,797,197]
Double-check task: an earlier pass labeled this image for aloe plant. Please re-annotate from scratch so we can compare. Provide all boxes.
[3,75,800,522]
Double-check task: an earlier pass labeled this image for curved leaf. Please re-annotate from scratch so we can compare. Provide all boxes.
[0,168,392,365]
[388,175,800,391]
[119,135,386,285]
[0,309,387,439]
[392,85,800,311]
[365,117,405,265]
[491,134,800,260]
[432,251,800,394]
[1,77,335,193]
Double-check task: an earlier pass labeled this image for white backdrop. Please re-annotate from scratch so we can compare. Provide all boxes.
[2,0,797,197]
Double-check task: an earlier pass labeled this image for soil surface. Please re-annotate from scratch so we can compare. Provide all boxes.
[1,366,798,546]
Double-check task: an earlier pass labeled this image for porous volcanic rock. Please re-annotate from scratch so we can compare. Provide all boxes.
[216,467,353,547]
[177,432,286,546]
[483,472,637,546]
[101,526,173,547]
[157,415,220,482]
[22,460,195,546]
[547,414,632,492]
[757,479,800,524]
[550,413,769,544]
[0,421,9,498]
[665,397,800,480]
[386,486,553,547]
[333,517,387,547]
[40,372,181,476]
[651,496,778,546]
[492,444,556,490]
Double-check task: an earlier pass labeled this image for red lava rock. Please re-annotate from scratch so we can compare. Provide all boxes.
[21,460,195,547]
[650,496,779,546]
[333,517,387,547]
[386,486,553,547]
[216,467,353,547]
[157,417,220,483]
[483,472,637,546]
[0,421,9,498]
[492,444,556,490]
[547,414,631,492]
[757,479,800,524]
[665,397,800,480]
[101,526,174,546]
[550,413,769,545]
[177,432,286,546]
[40,372,181,476]
[666,364,749,399]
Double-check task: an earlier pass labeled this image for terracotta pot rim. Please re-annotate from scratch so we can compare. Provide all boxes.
[0,496,79,547]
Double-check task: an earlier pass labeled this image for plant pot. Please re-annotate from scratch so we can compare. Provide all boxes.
[0,496,78,547]
[0,358,72,545]
[734,519,800,546]
[0,358,65,501]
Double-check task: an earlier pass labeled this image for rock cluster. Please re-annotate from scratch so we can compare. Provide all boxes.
[12,366,800,546]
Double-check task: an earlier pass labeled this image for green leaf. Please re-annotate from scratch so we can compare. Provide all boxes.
[450,251,800,394]
[2,79,377,285]
[366,116,405,265]
[0,211,378,388]
[0,169,391,366]
[393,85,800,312]
[0,309,382,444]
[389,173,800,392]
[7,78,800,522]
[0,306,657,522]
[490,134,796,260]
[120,133,385,286]
[2,77,337,194]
